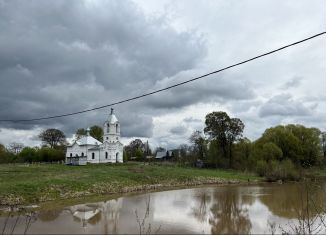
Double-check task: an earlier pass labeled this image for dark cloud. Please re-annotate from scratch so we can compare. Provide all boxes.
[143,70,255,109]
[0,0,206,137]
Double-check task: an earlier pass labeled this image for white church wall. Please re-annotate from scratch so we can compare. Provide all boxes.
[66,109,124,165]
[87,149,100,163]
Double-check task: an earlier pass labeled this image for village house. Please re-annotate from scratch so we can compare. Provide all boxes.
[65,108,123,165]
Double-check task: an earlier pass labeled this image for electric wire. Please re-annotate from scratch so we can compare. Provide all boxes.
[1,31,325,122]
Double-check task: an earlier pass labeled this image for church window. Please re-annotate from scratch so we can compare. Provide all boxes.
[70,153,72,157]
[107,124,110,133]
[92,153,95,159]
[105,152,108,159]
[81,152,84,157]
[116,124,118,133]
[106,137,108,140]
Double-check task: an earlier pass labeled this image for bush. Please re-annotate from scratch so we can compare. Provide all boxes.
[38,148,65,162]
[256,160,268,177]
[262,159,299,181]
[19,147,39,163]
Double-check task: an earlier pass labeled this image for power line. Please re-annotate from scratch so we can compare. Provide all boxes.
[1,31,326,123]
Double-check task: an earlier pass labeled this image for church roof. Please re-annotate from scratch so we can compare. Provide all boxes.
[107,108,119,124]
[75,135,102,146]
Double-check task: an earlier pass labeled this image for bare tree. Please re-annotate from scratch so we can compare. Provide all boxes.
[8,142,24,154]
[135,196,161,235]
[39,129,66,148]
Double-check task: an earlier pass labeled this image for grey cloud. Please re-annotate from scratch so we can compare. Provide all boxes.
[170,125,187,135]
[183,117,202,123]
[144,70,256,109]
[259,94,315,118]
[281,76,302,89]
[0,0,206,138]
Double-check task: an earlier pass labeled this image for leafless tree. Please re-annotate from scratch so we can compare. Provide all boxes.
[8,142,24,154]
[134,196,161,235]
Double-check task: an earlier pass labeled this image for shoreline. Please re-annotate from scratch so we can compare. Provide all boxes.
[1,162,324,208]
[1,178,263,210]
[0,162,262,207]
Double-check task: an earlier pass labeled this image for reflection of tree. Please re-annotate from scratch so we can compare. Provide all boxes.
[1,207,37,235]
[209,188,252,234]
[191,192,211,223]
[259,183,326,219]
[263,181,326,234]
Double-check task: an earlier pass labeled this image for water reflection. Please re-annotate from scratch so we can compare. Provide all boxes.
[259,182,326,219]
[209,188,252,234]
[0,182,325,234]
[190,191,210,223]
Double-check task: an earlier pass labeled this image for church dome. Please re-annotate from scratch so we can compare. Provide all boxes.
[108,108,119,124]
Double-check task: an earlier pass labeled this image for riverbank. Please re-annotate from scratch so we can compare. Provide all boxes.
[0,163,261,206]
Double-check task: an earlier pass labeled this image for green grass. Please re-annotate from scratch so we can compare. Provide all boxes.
[0,162,261,205]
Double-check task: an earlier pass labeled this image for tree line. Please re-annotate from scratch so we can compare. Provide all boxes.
[1,112,325,182]
[0,128,67,163]
[180,111,326,181]
[0,125,112,163]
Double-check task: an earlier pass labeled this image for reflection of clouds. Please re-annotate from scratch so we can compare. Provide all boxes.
[150,188,213,234]
[248,200,274,233]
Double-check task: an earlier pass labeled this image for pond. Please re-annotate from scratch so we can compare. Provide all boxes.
[1,181,326,234]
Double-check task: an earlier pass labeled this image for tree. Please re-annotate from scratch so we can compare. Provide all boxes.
[233,138,252,170]
[189,130,206,160]
[39,129,66,149]
[130,139,145,151]
[75,128,87,140]
[75,125,103,142]
[256,124,321,167]
[19,147,39,163]
[0,143,14,163]
[125,139,145,160]
[322,132,326,157]
[8,142,24,154]
[90,125,103,142]
[204,111,244,168]
[226,118,245,167]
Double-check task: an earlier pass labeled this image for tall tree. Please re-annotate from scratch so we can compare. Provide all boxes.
[204,111,244,168]
[125,139,145,160]
[256,124,321,167]
[321,131,326,157]
[39,129,66,148]
[189,130,206,160]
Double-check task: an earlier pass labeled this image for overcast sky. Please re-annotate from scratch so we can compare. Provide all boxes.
[0,0,326,149]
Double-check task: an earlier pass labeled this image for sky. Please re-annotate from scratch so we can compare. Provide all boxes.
[0,0,326,149]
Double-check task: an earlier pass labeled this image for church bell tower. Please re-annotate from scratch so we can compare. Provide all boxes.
[103,108,120,143]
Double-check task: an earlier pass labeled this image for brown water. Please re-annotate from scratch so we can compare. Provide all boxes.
[1,182,326,234]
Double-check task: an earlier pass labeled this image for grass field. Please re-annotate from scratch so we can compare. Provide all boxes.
[0,162,261,205]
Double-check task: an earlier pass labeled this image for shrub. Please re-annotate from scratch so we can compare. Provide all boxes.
[263,159,299,181]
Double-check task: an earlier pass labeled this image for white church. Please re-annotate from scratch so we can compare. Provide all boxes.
[66,108,123,165]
